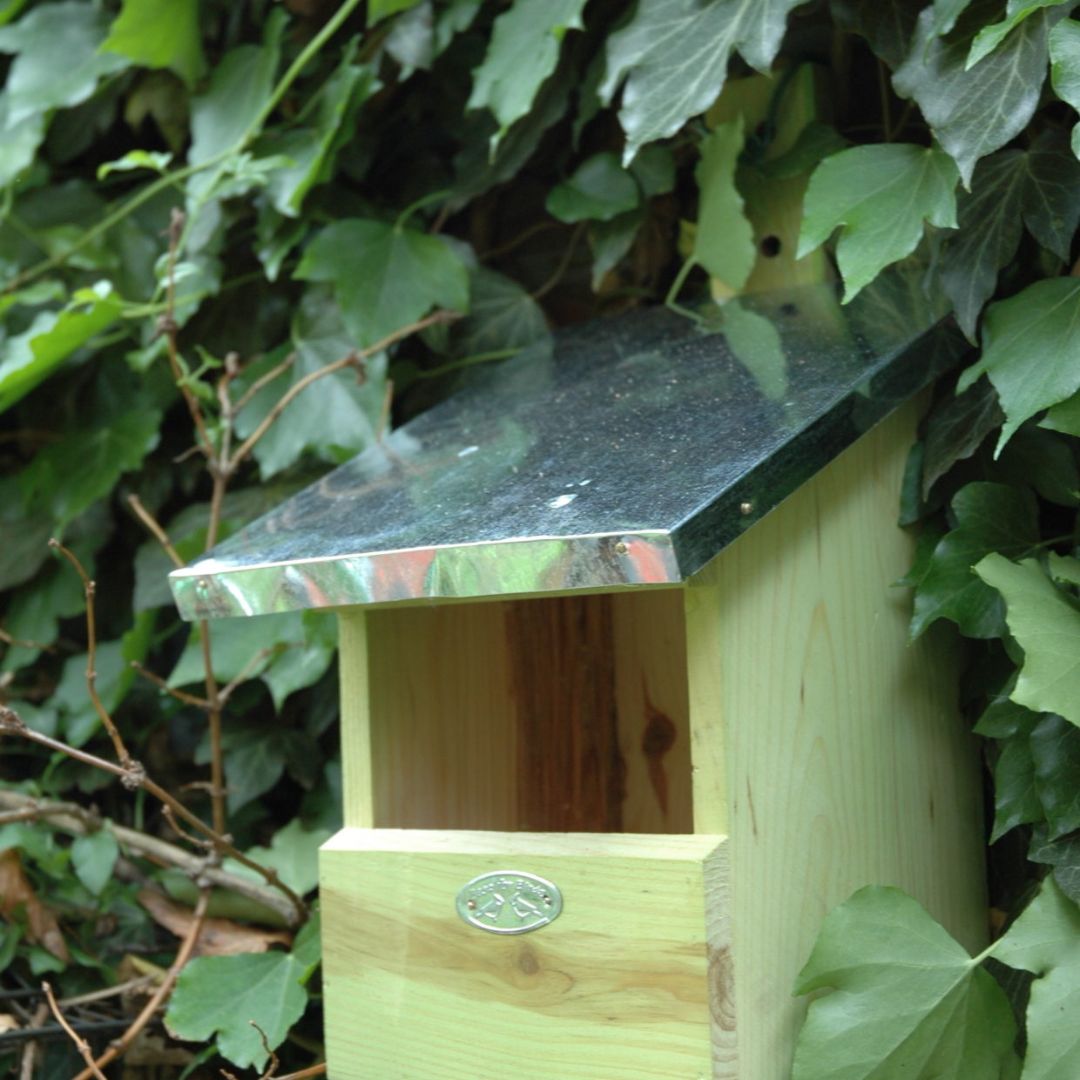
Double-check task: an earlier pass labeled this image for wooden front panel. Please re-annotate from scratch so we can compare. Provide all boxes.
[321,829,730,1080]
[343,589,692,834]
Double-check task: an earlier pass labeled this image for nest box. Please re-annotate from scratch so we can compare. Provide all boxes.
[169,284,987,1080]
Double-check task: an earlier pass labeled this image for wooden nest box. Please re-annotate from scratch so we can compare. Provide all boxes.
[170,285,986,1080]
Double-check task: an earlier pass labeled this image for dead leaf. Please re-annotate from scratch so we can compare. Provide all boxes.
[137,889,292,956]
[0,849,70,962]
[0,1013,19,1034]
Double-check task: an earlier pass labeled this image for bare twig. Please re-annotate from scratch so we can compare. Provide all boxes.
[0,709,306,923]
[60,976,156,1008]
[72,889,212,1080]
[130,661,211,709]
[0,790,298,926]
[49,540,134,768]
[0,627,54,653]
[126,494,184,569]
[42,982,108,1080]
[233,351,297,414]
[228,309,457,472]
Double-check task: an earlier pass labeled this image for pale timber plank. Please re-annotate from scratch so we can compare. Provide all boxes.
[686,400,986,1080]
[321,829,728,1080]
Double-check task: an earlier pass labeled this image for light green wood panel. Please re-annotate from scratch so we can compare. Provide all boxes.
[685,400,986,1080]
[321,829,732,1079]
[338,609,374,828]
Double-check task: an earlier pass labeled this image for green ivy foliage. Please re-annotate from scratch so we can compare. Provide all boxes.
[0,0,1077,1076]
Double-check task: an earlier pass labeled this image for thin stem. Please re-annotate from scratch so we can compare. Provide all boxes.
[72,889,212,1080]
[233,351,297,414]
[228,309,457,472]
[0,789,299,925]
[394,188,451,231]
[414,347,520,382]
[48,540,133,768]
[664,256,698,310]
[0,707,306,922]
[127,494,184,569]
[130,662,211,709]
[42,983,108,1080]
[532,222,586,301]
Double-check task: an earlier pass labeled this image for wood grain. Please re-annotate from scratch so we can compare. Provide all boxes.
[338,590,690,833]
[685,400,986,1080]
[321,829,727,1080]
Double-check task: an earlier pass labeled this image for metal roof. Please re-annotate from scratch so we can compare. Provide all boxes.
[170,281,960,620]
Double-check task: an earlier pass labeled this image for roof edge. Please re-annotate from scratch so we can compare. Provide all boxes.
[169,530,681,619]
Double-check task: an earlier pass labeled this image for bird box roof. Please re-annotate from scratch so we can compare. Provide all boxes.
[169,282,959,620]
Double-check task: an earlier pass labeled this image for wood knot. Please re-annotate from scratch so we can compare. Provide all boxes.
[517,946,540,976]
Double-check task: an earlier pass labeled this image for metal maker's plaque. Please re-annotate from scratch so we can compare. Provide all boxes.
[455,871,562,935]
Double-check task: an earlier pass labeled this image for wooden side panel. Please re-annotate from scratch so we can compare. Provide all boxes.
[338,609,374,828]
[685,400,987,1080]
[340,591,691,833]
[321,828,728,1080]
[365,603,518,830]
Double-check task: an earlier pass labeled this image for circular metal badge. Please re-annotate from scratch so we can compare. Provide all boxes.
[455,870,562,935]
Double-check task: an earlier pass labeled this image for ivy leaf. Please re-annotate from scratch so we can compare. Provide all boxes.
[993,878,1080,1080]
[100,0,205,87]
[233,290,387,480]
[1031,713,1080,837]
[940,151,1026,339]
[20,406,161,528]
[912,482,1039,640]
[798,144,958,301]
[1049,18,1080,157]
[1021,129,1080,261]
[792,886,1018,1080]
[0,283,123,414]
[894,2,1052,186]
[828,0,919,68]
[720,301,788,401]
[600,0,807,164]
[452,267,550,358]
[966,0,1071,69]
[997,426,1080,507]
[958,277,1080,452]
[1029,828,1080,903]
[234,819,333,896]
[1048,552,1080,585]
[188,13,285,170]
[368,0,424,26]
[988,722,1044,842]
[166,952,309,1070]
[0,100,44,187]
[1041,388,1080,436]
[931,0,975,38]
[221,727,321,812]
[975,554,1080,728]
[467,0,586,152]
[546,152,640,223]
[262,45,377,217]
[71,828,118,897]
[295,218,469,347]
[0,2,128,125]
[693,117,756,294]
[921,378,1003,499]
[589,208,645,290]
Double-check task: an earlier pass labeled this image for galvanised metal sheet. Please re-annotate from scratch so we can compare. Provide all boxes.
[170,281,962,619]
